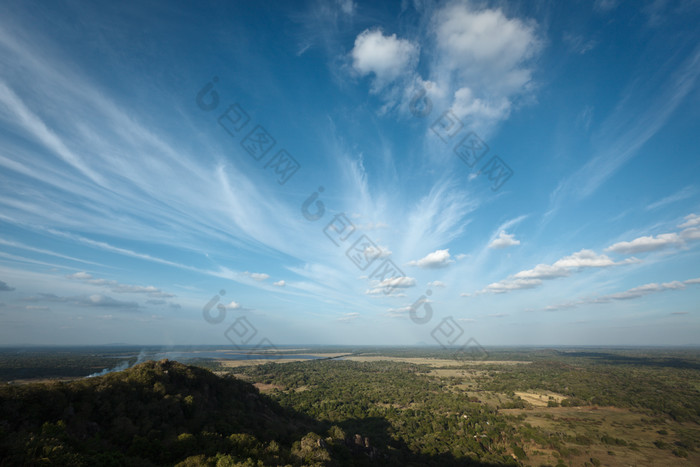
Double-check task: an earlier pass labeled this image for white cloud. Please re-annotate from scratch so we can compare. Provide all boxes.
[544,276,700,311]
[351,29,419,90]
[452,86,511,122]
[513,264,569,280]
[605,215,700,254]
[433,3,541,121]
[83,294,138,309]
[337,312,359,322]
[366,276,417,295]
[484,277,541,294]
[489,231,520,249]
[357,222,389,230]
[480,249,630,294]
[596,281,685,301]
[67,271,92,280]
[273,280,286,287]
[225,301,241,310]
[363,244,392,259]
[111,284,174,298]
[646,188,695,211]
[681,227,700,240]
[427,280,446,288]
[679,213,700,228]
[563,33,598,55]
[594,0,619,13]
[247,272,270,281]
[67,272,174,298]
[408,249,454,268]
[336,0,354,16]
[380,276,417,288]
[386,304,417,318]
[606,233,681,254]
[552,249,615,268]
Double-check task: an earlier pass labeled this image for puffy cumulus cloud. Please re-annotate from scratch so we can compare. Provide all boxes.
[224,301,241,310]
[681,227,700,240]
[605,215,700,255]
[679,213,700,228]
[272,280,286,287]
[606,233,681,254]
[452,86,512,124]
[351,29,419,90]
[427,280,446,288]
[513,264,569,280]
[0,280,15,291]
[484,277,541,294]
[488,231,520,249]
[432,3,542,122]
[552,249,616,268]
[477,249,632,294]
[408,249,454,268]
[246,272,270,282]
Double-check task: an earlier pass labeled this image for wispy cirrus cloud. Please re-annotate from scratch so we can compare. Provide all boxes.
[546,45,700,219]
[67,272,174,298]
[646,186,696,211]
[337,312,360,322]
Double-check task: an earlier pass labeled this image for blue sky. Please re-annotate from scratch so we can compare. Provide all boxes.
[1,0,699,346]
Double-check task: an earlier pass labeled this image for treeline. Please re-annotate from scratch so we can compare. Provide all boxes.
[481,359,700,421]
[240,360,524,465]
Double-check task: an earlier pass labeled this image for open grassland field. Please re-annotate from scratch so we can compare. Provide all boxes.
[0,347,698,466]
